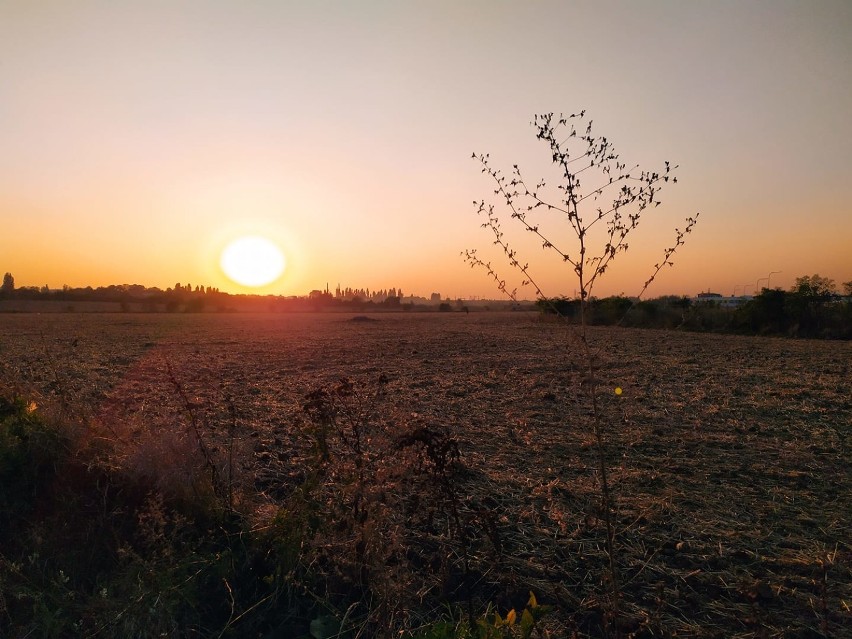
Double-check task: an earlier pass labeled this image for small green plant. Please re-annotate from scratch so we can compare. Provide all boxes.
[408,593,552,639]
[481,592,552,639]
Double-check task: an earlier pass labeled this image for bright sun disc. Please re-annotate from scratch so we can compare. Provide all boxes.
[220,236,285,287]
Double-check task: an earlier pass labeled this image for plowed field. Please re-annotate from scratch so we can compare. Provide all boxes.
[1,312,849,637]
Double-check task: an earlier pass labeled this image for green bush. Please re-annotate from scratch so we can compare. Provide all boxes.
[0,393,282,638]
[0,395,66,522]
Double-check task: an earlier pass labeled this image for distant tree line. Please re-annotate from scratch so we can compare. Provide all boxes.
[332,285,404,302]
[0,274,450,313]
[0,278,222,309]
[537,275,852,339]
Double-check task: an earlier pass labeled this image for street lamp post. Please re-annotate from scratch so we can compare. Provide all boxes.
[767,271,781,289]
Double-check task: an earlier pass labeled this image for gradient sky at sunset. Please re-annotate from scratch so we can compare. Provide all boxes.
[2,1,850,299]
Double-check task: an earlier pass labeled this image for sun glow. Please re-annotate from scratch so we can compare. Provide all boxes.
[219,235,286,287]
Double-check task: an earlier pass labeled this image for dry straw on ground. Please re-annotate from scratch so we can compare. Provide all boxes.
[1,311,849,637]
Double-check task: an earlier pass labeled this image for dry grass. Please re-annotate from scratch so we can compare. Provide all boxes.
[1,311,849,637]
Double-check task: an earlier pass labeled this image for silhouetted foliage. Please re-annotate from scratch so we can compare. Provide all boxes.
[723,275,850,338]
[792,274,836,298]
[1,272,13,297]
[534,286,850,339]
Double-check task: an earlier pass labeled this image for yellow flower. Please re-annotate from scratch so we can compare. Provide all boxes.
[26,401,38,414]
[505,609,517,625]
[614,387,623,396]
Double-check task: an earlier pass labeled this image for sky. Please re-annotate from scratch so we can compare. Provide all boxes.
[1,0,850,299]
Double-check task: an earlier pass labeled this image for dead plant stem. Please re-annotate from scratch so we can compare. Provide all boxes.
[580,297,620,635]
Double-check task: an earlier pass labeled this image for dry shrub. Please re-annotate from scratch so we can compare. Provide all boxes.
[81,362,253,515]
[117,417,212,504]
[260,376,498,636]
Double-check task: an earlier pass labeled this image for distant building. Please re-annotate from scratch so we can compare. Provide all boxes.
[693,292,752,308]
[309,289,333,302]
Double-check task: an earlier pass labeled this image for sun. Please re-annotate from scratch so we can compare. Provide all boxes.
[219,235,286,287]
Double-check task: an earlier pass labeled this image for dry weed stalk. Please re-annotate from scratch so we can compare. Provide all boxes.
[165,360,240,511]
[465,111,698,634]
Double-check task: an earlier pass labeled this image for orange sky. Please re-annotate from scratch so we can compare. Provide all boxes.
[1,1,850,300]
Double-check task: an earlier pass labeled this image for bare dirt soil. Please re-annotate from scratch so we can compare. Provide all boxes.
[1,312,849,637]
